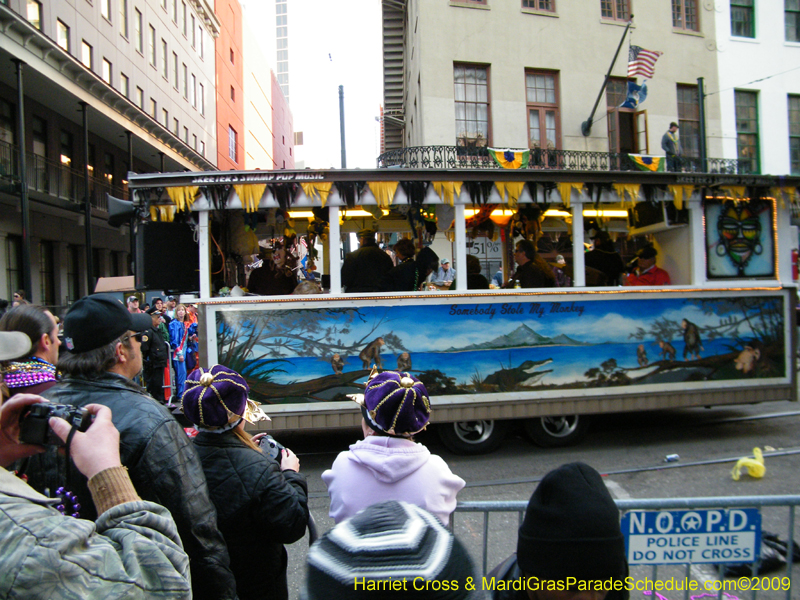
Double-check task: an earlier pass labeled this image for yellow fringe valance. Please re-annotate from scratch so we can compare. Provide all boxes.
[367,181,399,209]
[557,182,584,208]
[233,184,266,213]
[300,182,333,208]
[495,182,526,209]
[150,204,176,222]
[432,181,462,206]
[166,186,199,212]
[668,185,694,210]
[612,183,641,207]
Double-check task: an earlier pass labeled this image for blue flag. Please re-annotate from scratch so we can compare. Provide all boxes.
[620,80,647,109]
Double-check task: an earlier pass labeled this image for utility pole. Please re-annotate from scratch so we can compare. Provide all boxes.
[13,59,32,302]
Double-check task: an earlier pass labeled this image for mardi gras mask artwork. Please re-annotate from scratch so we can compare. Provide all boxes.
[716,201,763,276]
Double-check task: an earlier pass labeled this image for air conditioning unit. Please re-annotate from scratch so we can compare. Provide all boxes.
[627,201,688,236]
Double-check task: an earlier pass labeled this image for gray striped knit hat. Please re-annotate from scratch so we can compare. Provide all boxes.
[302,501,474,599]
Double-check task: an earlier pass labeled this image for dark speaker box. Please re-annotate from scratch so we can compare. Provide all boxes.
[135,222,199,292]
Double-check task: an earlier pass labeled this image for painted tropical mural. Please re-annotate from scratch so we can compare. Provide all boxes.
[215,294,787,404]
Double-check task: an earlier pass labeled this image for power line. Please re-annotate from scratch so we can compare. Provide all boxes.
[705,65,800,96]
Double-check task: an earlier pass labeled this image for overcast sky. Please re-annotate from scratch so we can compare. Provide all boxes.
[243,0,384,169]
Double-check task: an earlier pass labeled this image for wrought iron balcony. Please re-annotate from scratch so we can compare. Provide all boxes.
[0,139,128,211]
[376,145,749,174]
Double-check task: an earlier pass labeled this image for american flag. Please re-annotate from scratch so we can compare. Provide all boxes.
[627,45,663,79]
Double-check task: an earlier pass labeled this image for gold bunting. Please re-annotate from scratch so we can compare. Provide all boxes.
[432,181,462,206]
[150,204,175,222]
[612,183,641,207]
[769,187,798,210]
[367,181,399,208]
[166,186,199,212]
[667,185,694,210]
[722,186,747,202]
[557,182,584,208]
[233,184,266,213]
[300,182,333,208]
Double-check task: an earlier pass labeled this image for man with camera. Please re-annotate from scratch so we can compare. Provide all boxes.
[0,331,192,598]
[20,294,238,600]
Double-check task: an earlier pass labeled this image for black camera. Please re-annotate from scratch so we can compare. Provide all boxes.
[19,403,93,446]
[258,434,285,462]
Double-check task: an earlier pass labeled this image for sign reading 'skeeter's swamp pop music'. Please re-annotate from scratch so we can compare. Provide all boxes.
[214,293,787,405]
[622,509,761,565]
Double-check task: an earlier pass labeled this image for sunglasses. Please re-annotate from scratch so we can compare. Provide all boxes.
[121,331,147,344]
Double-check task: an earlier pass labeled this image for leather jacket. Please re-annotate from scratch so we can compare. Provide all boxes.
[193,430,309,600]
[23,372,238,600]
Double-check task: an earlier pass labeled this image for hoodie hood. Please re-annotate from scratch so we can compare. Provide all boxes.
[347,436,431,483]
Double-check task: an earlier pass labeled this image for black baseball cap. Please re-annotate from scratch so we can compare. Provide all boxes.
[63,293,152,353]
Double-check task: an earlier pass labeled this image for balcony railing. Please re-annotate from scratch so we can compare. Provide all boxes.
[376,145,749,174]
[0,139,127,211]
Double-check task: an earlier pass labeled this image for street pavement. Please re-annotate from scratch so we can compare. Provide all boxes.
[280,400,800,599]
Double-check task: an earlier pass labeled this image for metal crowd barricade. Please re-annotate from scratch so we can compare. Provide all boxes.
[453,495,799,600]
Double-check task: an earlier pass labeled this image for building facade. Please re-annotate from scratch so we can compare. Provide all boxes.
[214,0,243,169]
[713,1,800,175]
[382,0,724,162]
[0,0,219,308]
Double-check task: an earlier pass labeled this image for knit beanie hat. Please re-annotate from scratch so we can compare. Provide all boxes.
[181,365,270,431]
[517,462,628,595]
[302,501,475,600]
[357,371,431,437]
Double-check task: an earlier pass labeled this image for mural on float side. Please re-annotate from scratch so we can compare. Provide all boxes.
[215,295,786,404]
[706,199,774,278]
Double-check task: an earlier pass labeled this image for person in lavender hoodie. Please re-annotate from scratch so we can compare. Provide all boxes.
[322,370,465,526]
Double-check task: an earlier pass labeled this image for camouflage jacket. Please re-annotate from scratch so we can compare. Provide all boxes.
[0,467,191,599]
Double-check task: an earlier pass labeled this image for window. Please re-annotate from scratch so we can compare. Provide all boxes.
[101,0,111,21]
[522,0,554,10]
[182,1,187,36]
[104,152,114,185]
[735,90,759,173]
[161,0,167,9]
[182,64,188,98]
[102,58,112,83]
[789,95,800,174]
[60,130,72,168]
[183,126,188,143]
[26,0,41,30]
[6,236,22,301]
[731,0,755,37]
[149,25,156,66]
[191,73,196,107]
[136,86,144,109]
[57,20,70,51]
[173,117,179,134]
[150,98,157,118]
[162,108,169,127]
[81,41,93,69]
[192,133,197,149]
[601,0,629,20]
[172,51,179,88]
[231,85,235,101]
[135,9,143,53]
[677,84,700,159]
[161,39,168,78]
[191,14,196,47]
[39,241,55,306]
[228,126,238,162]
[120,0,128,37]
[120,73,129,97]
[788,0,800,41]
[199,140,205,156]
[172,0,178,22]
[525,70,560,152]
[230,48,235,63]
[198,83,204,115]
[67,245,81,303]
[454,64,490,147]
[672,0,699,30]
[198,26,204,59]
[32,116,47,190]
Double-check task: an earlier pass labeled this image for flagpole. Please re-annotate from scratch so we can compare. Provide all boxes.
[581,17,634,137]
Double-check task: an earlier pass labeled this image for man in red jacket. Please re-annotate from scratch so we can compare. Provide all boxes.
[625,245,671,286]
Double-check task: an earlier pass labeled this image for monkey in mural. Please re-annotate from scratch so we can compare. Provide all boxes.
[359,337,385,369]
[735,341,764,375]
[397,352,412,372]
[637,344,649,367]
[681,319,704,361]
[658,340,677,362]
[331,353,344,375]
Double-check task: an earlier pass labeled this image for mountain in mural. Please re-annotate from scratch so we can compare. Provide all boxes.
[447,324,588,352]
